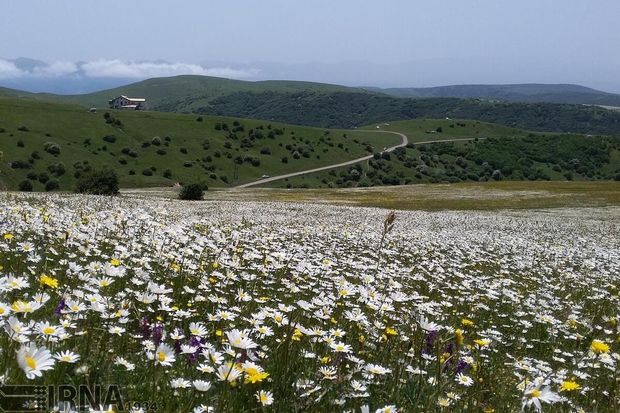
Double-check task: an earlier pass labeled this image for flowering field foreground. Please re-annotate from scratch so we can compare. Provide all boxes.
[0,193,619,412]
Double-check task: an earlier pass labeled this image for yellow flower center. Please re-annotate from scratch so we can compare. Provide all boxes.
[43,326,56,335]
[157,352,166,362]
[245,367,259,375]
[26,356,37,369]
[528,389,542,398]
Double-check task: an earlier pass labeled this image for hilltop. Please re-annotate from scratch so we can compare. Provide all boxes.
[32,75,371,112]
[3,76,620,135]
[371,83,620,106]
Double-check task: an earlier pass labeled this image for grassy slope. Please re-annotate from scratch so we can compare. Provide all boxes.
[364,119,524,142]
[5,75,620,134]
[272,119,620,188]
[39,75,372,112]
[0,97,397,191]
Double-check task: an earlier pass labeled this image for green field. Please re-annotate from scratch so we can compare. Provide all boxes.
[363,119,526,142]
[274,120,620,188]
[2,97,619,192]
[0,97,397,191]
[122,181,620,211]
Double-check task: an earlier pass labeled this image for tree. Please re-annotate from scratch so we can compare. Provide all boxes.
[179,183,205,200]
[74,169,119,195]
[18,180,33,192]
[45,180,60,191]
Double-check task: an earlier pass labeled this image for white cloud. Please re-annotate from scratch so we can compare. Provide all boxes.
[32,61,78,77]
[0,59,26,79]
[80,59,259,79]
[0,58,260,80]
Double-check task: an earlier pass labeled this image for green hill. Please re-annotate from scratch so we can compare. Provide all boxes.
[0,86,33,98]
[373,83,620,106]
[272,120,620,188]
[202,91,620,134]
[0,97,398,191]
[12,75,620,135]
[44,75,372,112]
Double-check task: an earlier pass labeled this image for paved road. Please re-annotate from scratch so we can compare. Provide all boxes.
[235,131,479,188]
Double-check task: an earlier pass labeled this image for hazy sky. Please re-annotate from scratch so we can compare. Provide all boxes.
[2,0,620,91]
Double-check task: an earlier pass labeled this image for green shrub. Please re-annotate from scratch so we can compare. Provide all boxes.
[48,163,66,177]
[121,147,138,158]
[18,180,33,191]
[38,173,49,183]
[45,180,60,191]
[179,183,205,200]
[11,160,30,169]
[44,142,61,156]
[74,169,119,195]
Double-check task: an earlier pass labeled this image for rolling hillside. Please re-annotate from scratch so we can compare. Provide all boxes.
[0,97,397,191]
[273,120,620,188]
[40,75,372,112]
[373,83,620,106]
[4,76,620,135]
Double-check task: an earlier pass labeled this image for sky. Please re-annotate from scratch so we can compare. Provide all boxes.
[1,0,620,92]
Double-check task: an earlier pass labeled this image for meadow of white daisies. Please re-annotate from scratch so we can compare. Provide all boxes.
[0,192,619,413]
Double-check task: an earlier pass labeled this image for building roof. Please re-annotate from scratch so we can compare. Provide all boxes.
[109,95,146,102]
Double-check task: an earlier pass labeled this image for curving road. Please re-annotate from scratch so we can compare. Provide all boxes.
[235,130,479,188]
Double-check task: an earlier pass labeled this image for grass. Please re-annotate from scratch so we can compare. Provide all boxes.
[362,119,526,143]
[122,181,620,211]
[0,97,397,191]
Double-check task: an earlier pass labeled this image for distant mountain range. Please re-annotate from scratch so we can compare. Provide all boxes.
[2,75,620,134]
[367,84,620,106]
[2,57,620,107]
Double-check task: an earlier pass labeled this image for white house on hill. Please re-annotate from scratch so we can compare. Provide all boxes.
[108,95,146,110]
